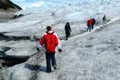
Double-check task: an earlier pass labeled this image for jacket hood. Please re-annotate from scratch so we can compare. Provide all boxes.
[46,30,54,34]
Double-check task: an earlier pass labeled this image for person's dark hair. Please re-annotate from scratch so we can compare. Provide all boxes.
[46,26,52,31]
[66,22,69,25]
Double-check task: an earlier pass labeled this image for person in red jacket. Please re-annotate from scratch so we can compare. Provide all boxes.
[87,18,94,32]
[39,26,62,73]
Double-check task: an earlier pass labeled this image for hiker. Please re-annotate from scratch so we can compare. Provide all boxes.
[92,18,96,29]
[103,15,106,23]
[39,26,62,73]
[87,18,94,32]
[65,22,71,40]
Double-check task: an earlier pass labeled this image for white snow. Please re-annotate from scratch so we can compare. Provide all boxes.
[1,0,120,80]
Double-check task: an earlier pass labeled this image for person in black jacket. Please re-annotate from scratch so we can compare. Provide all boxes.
[103,15,106,23]
[92,18,96,29]
[65,22,71,40]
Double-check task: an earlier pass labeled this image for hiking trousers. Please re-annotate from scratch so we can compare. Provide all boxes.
[65,31,71,40]
[87,26,92,32]
[45,52,56,72]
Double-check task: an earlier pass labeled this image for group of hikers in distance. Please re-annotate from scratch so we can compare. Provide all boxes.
[87,18,96,32]
[37,15,107,73]
[87,15,107,32]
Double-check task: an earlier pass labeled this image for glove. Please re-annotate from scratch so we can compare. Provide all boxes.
[58,49,62,52]
[36,47,40,51]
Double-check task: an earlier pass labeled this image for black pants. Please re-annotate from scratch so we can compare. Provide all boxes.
[92,25,94,29]
[65,31,70,40]
[45,52,56,72]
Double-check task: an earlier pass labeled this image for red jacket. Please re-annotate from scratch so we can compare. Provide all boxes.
[40,30,59,53]
[87,18,93,26]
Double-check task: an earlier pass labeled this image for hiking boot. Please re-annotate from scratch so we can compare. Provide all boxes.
[46,69,52,73]
[53,65,58,70]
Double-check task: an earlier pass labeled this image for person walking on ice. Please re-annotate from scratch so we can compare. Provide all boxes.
[87,18,94,32]
[103,15,107,24]
[39,26,62,73]
[65,22,71,40]
[92,18,96,30]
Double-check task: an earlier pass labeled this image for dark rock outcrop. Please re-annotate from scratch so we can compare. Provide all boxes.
[0,0,22,11]
[0,0,22,22]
